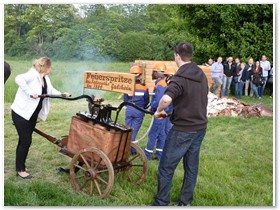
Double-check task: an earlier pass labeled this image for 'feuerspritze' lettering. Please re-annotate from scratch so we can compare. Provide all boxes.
[84,71,136,95]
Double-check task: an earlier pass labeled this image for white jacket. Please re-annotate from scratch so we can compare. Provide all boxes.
[11,68,61,121]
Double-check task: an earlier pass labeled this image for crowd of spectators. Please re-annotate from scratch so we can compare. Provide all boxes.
[207,55,273,99]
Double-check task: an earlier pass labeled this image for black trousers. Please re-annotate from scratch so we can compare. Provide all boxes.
[12,110,38,172]
[268,82,273,96]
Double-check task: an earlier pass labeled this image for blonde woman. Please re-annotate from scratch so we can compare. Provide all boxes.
[11,57,70,179]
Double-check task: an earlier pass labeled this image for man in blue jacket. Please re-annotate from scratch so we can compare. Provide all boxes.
[144,63,169,160]
[124,65,149,154]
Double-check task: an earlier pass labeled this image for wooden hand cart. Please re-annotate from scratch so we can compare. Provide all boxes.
[34,94,152,198]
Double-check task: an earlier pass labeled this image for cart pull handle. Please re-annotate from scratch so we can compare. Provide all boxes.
[116,101,171,117]
[32,94,152,115]
[113,101,157,125]
[31,94,94,104]
[116,101,153,115]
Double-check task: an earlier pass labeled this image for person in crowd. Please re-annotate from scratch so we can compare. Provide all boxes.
[267,67,273,98]
[4,61,11,84]
[163,67,176,136]
[211,57,223,96]
[11,57,70,179]
[150,42,208,206]
[221,56,235,97]
[251,61,263,99]
[244,58,254,97]
[203,58,213,66]
[124,65,149,154]
[260,54,271,97]
[233,57,241,97]
[235,62,246,99]
[144,62,169,160]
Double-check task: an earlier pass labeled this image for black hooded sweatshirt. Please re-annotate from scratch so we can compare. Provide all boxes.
[165,62,208,132]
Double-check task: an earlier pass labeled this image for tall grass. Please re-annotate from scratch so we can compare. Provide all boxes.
[3,60,274,206]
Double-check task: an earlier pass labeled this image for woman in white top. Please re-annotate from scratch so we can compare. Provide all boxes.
[11,57,70,179]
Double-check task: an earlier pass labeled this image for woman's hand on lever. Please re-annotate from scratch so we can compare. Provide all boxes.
[62,92,71,97]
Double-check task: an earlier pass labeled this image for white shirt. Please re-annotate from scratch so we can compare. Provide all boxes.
[11,68,61,121]
[260,60,271,77]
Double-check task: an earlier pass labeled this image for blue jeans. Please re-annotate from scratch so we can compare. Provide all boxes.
[236,81,245,99]
[152,128,207,206]
[252,84,261,98]
[221,76,233,96]
[165,117,172,136]
[260,76,268,97]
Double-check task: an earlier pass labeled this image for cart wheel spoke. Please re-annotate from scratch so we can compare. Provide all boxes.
[80,153,91,168]
[96,175,108,185]
[129,168,141,177]
[129,164,144,167]
[128,154,141,163]
[80,179,89,191]
[123,143,148,185]
[126,171,133,183]
[94,179,102,196]
[74,175,85,179]
[96,169,109,174]
[89,180,94,196]
[74,163,87,172]
[93,157,102,170]
[70,147,114,198]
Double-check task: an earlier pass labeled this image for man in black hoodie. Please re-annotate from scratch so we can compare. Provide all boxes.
[151,42,208,206]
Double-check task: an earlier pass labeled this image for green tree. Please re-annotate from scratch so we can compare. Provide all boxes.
[4,4,274,63]
[176,4,273,63]
[4,4,78,57]
[116,32,165,62]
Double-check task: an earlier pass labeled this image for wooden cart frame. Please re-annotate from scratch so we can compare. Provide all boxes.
[34,94,152,198]
[34,70,153,198]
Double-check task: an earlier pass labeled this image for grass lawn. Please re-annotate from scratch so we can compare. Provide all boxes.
[3,60,274,206]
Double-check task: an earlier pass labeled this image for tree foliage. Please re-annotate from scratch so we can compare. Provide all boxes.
[177,4,273,63]
[4,4,273,64]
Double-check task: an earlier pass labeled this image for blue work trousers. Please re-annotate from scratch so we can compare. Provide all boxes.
[152,127,206,206]
[125,109,144,154]
[145,117,167,159]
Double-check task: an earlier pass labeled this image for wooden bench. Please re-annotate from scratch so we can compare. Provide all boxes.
[134,60,215,95]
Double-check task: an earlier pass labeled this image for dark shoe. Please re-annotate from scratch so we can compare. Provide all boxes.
[171,201,190,206]
[16,172,32,179]
[152,157,159,161]
[57,166,70,174]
